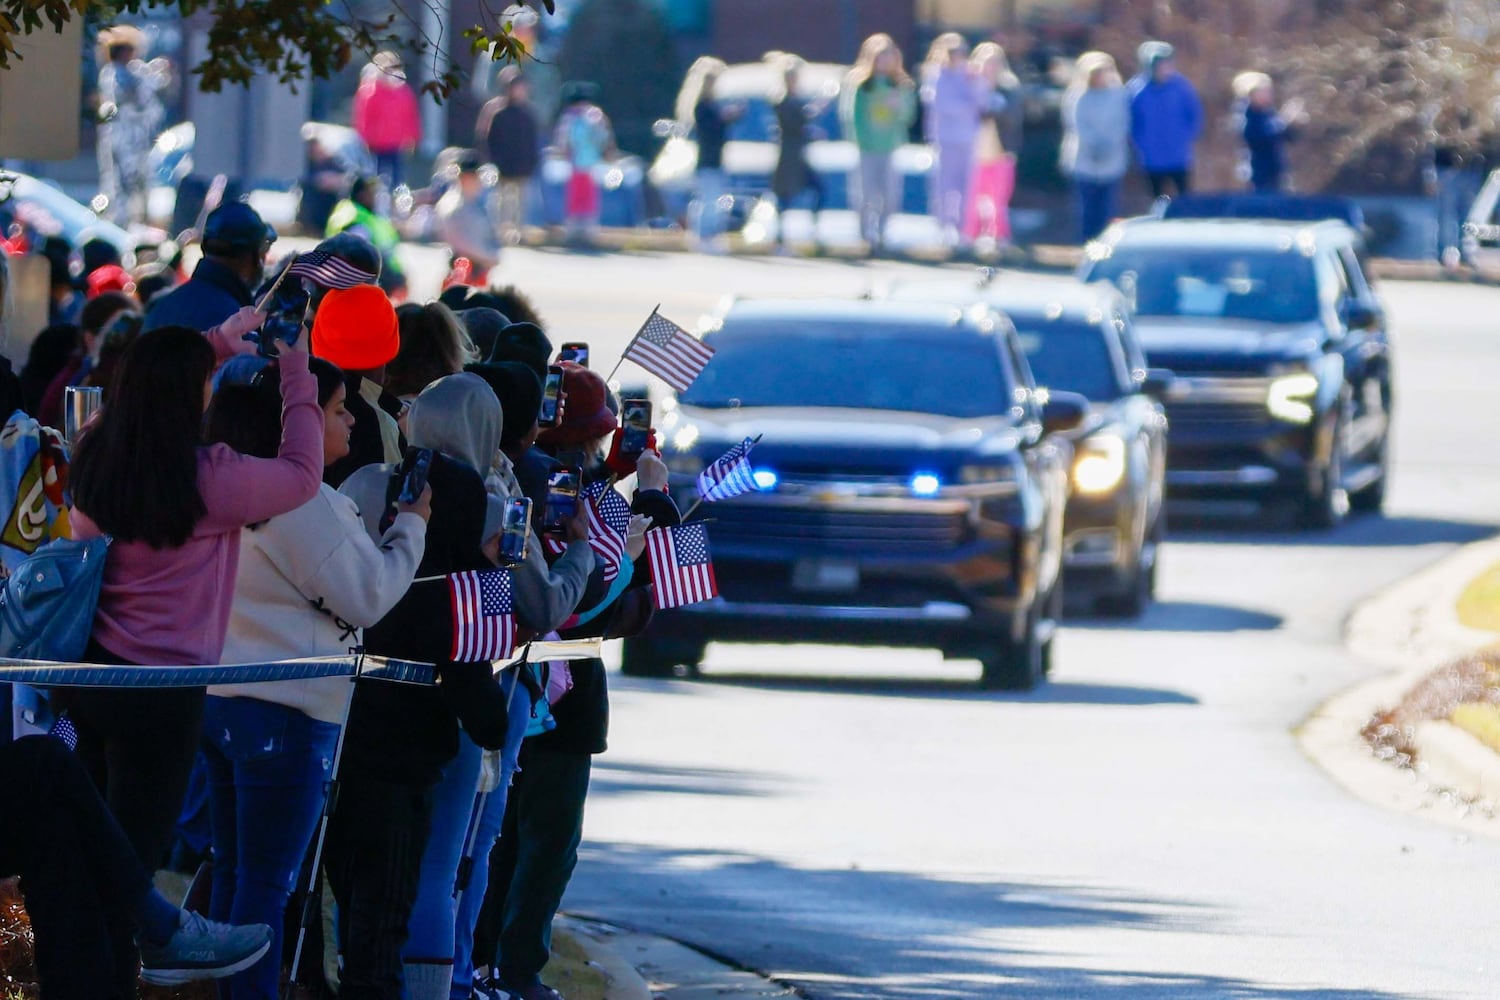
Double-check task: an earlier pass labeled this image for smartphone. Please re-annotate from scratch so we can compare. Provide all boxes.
[620,399,652,459]
[498,497,532,564]
[558,342,589,368]
[256,282,310,359]
[538,365,565,427]
[542,467,581,533]
[398,448,434,504]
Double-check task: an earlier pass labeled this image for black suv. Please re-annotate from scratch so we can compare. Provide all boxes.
[625,299,1085,690]
[1078,197,1392,528]
[886,274,1169,615]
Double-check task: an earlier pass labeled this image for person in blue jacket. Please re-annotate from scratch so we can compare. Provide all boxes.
[144,202,275,333]
[1234,71,1303,193]
[1128,41,1202,199]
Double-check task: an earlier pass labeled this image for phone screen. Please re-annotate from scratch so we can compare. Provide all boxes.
[499,497,531,564]
[620,399,652,458]
[398,449,434,504]
[559,342,589,368]
[543,468,581,532]
[538,367,564,427]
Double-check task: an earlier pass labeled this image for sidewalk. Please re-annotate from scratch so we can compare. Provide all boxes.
[551,915,794,1000]
[1299,535,1500,834]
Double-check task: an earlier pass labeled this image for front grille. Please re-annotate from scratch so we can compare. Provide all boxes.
[707,504,968,555]
[1166,400,1268,427]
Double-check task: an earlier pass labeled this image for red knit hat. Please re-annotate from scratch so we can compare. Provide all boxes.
[537,360,617,447]
[86,264,134,299]
[312,285,399,371]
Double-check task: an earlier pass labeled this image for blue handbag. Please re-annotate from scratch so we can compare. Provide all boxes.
[0,534,110,662]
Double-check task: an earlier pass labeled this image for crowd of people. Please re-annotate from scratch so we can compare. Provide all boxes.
[0,200,674,1000]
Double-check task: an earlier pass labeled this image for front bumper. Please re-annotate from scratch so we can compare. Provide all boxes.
[1162,406,1319,499]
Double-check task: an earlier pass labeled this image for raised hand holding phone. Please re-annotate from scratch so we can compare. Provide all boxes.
[635,450,669,493]
[396,483,433,523]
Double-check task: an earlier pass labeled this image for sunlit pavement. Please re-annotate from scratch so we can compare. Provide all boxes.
[405,245,1500,998]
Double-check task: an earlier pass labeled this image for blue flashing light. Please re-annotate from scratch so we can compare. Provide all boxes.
[909,472,943,497]
[752,468,779,490]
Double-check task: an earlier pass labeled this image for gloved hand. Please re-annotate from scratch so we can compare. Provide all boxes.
[603,427,659,479]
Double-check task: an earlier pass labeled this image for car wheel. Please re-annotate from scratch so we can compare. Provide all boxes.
[1300,412,1349,531]
[1349,432,1389,515]
[1095,515,1160,618]
[620,635,704,678]
[979,586,1058,691]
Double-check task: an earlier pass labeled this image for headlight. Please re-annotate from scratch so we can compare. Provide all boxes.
[1072,435,1127,495]
[1266,373,1319,424]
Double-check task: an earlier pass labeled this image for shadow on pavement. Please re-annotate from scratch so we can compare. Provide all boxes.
[1168,509,1495,548]
[1068,600,1282,633]
[569,843,1412,1000]
[677,673,1197,706]
[589,759,789,800]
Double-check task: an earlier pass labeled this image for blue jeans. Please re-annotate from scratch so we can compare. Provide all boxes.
[450,669,531,998]
[203,696,339,1000]
[403,731,484,986]
[692,168,726,241]
[1076,179,1119,243]
[1437,166,1482,261]
[374,150,404,189]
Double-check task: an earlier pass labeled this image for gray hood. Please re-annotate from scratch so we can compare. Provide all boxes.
[407,372,502,476]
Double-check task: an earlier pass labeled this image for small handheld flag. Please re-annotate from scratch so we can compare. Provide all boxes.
[696,436,762,503]
[621,309,715,392]
[287,248,380,290]
[645,523,719,610]
[449,569,517,661]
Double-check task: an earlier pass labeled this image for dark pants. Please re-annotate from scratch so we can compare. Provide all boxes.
[0,736,155,998]
[374,151,404,189]
[1076,179,1119,242]
[324,778,433,1000]
[1147,170,1190,199]
[475,747,592,990]
[54,672,207,874]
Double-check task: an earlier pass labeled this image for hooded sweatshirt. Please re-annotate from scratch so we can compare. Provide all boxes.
[1128,71,1202,173]
[922,65,985,148]
[1061,85,1132,182]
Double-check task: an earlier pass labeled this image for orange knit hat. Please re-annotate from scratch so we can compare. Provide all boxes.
[311,285,399,371]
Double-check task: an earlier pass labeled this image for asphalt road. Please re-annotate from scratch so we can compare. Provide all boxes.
[436,247,1500,999]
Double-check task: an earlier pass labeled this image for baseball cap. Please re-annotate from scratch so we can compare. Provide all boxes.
[202,202,276,254]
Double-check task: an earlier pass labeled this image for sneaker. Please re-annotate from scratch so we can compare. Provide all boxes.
[138,910,273,985]
[473,977,516,1000]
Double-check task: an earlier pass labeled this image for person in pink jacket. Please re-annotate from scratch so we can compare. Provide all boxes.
[352,51,423,188]
[58,323,323,949]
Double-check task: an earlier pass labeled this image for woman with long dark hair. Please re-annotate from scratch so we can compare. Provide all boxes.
[62,324,323,888]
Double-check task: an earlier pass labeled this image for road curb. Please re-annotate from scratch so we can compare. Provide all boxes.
[1297,533,1500,832]
[554,914,797,999]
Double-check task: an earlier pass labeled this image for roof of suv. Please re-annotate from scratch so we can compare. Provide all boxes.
[1095,217,1355,251]
[720,298,984,328]
[887,273,1123,322]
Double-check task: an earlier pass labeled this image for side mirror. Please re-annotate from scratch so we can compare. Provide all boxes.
[1141,368,1175,401]
[1041,390,1089,436]
[1343,302,1380,332]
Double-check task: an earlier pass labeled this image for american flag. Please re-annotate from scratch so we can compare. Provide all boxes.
[696,437,761,503]
[544,481,632,582]
[287,249,379,290]
[645,523,719,610]
[50,714,78,751]
[448,569,517,661]
[621,310,715,392]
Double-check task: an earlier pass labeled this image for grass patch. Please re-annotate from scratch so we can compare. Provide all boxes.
[1456,563,1500,633]
[542,928,610,1000]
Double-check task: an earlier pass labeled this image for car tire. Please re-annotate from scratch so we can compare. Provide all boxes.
[979,586,1058,691]
[1300,411,1349,531]
[1349,433,1389,515]
[620,635,704,678]
[1095,514,1161,618]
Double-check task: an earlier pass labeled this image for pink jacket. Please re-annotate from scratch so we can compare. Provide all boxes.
[352,77,422,154]
[71,350,324,666]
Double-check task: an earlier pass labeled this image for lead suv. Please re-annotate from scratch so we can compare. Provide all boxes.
[1078,197,1392,528]
[624,299,1085,690]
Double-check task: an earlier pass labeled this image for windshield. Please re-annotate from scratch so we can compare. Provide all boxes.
[681,319,1014,419]
[1010,317,1126,401]
[1089,247,1319,324]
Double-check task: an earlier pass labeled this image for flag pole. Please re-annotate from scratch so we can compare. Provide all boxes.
[255,250,301,311]
[680,496,706,521]
[604,303,661,385]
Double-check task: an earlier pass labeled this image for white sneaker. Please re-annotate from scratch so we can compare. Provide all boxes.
[138,910,273,985]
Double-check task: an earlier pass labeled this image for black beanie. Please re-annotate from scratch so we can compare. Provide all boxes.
[467,361,544,451]
[486,321,552,382]
[456,307,512,363]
